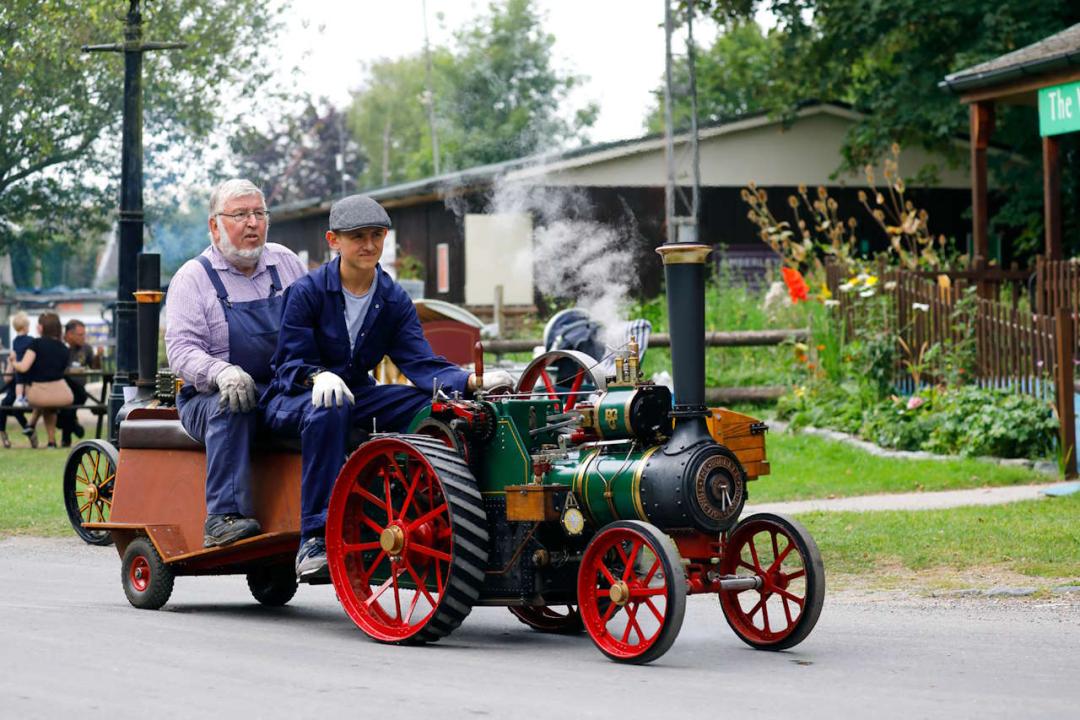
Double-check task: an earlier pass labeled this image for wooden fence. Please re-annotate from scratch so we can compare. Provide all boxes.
[825,261,1076,474]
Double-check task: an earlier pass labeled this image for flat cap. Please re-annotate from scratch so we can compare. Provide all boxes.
[329,194,392,232]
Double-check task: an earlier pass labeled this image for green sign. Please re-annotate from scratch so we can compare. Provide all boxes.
[1039,81,1080,136]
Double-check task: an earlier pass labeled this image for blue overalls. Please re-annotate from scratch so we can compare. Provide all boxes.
[176,257,284,518]
[263,260,470,539]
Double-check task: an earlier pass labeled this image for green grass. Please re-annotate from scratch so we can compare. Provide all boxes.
[0,446,70,536]
[749,431,1049,503]
[798,494,1080,579]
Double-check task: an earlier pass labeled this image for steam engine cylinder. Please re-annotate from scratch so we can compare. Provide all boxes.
[550,441,746,534]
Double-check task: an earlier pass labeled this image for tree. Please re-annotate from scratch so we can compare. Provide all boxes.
[688,0,1080,260]
[345,0,597,189]
[442,0,597,169]
[230,101,363,205]
[347,51,455,189]
[645,20,782,133]
[0,0,284,253]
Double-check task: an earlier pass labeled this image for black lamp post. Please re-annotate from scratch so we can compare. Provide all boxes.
[83,0,184,442]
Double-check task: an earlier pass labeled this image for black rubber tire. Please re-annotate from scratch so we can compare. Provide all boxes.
[62,440,118,546]
[247,564,298,607]
[508,605,585,634]
[578,520,687,665]
[327,434,489,645]
[719,513,825,651]
[121,537,174,610]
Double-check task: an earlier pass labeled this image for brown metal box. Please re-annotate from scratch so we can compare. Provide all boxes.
[505,484,565,522]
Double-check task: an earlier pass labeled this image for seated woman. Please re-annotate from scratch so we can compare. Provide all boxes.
[12,312,73,448]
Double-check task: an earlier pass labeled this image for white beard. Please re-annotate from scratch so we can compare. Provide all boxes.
[216,219,264,269]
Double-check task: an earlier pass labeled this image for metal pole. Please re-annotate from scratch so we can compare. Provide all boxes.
[83,0,185,443]
[662,0,676,243]
[686,0,701,242]
[110,0,146,439]
[422,0,441,176]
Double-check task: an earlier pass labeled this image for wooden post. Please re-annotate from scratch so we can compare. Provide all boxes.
[970,102,995,299]
[1054,308,1077,478]
[493,284,504,338]
[1043,135,1063,261]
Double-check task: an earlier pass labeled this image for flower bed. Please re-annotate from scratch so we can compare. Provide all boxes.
[777,383,1058,460]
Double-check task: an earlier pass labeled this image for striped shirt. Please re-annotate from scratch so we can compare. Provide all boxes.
[165,242,307,392]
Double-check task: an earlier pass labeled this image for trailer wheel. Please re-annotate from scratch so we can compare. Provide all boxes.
[247,564,298,607]
[121,537,173,610]
[719,513,825,650]
[509,605,584,634]
[577,520,686,664]
[62,440,117,546]
[326,435,489,644]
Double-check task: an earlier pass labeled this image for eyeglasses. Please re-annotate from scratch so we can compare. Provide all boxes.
[218,210,270,223]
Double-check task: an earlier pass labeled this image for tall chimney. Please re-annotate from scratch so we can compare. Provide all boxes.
[133,252,162,388]
[656,243,712,448]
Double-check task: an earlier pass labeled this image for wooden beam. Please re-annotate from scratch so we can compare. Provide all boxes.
[958,66,1080,105]
[1054,308,1077,478]
[970,102,994,296]
[1043,134,1063,261]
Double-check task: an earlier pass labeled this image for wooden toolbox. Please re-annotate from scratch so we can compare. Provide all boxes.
[705,408,770,480]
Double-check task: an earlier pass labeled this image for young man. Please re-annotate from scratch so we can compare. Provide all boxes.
[264,194,511,581]
[165,178,306,547]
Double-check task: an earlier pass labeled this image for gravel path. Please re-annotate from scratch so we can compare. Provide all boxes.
[744,481,1077,514]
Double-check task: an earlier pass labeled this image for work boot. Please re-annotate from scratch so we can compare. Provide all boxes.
[203,514,262,548]
[295,536,329,583]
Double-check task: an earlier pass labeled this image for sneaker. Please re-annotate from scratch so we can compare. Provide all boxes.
[22,426,37,449]
[295,536,329,583]
[203,514,262,548]
[13,397,28,408]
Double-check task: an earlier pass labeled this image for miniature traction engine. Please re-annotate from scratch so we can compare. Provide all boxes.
[66,242,824,665]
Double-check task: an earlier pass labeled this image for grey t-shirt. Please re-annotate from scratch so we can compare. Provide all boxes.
[342,284,374,351]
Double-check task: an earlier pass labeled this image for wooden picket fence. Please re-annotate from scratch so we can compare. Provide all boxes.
[825,260,1076,474]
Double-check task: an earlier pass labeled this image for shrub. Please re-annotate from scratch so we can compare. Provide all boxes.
[779,383,1057,460]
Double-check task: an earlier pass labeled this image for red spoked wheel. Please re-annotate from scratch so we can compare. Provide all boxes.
[515,350,607,411]
[577,520,686,664]
[508,604,584,634]
[326,435,489,644]
[718,513,825,650]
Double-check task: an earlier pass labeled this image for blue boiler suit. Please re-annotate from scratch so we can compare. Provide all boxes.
[262,258,470,538]
[176,257,285,518]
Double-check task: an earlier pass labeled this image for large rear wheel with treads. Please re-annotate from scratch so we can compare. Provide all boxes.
[577,520,686,664]
[326,435,489,644]
[718,513,825,650]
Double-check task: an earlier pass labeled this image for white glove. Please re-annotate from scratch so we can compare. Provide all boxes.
[473,369,515,391]
[216,365,258,413]
[312,371,355,408]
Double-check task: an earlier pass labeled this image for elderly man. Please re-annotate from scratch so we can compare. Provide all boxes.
[57,319,101,447]
[264,194,511,580]
[166,179,306,547]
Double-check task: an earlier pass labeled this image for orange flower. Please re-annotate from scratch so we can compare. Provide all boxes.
[781,267,809,303]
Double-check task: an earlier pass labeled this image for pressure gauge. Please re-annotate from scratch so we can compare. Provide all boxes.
[561,505,585,536]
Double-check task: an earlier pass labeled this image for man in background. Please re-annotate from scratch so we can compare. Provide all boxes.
[57,319,101,447]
